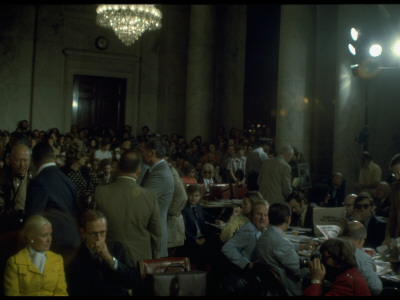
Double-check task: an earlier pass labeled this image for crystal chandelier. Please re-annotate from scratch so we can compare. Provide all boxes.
[96,4,162,46]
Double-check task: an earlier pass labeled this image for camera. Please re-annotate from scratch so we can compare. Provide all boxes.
[310,252,321,261]
[299,257,308,268]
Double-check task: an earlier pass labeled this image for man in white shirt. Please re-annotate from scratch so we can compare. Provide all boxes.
[245,138,270,191]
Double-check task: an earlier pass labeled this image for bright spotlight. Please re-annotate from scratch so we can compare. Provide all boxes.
[392,40,400,56]
[351,28,359,41]
[369,44,382,57]
[348,43,356,55]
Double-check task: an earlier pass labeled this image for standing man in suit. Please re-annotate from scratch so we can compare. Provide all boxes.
[138,134,174,258]
[0,143,33,297]
[94,149,161,266]
[25,142,81,265]
[256,202,309,296]
[165,152,187,257]
[257,145,294,205]
[0,143,33,233]
[66,209,141,296]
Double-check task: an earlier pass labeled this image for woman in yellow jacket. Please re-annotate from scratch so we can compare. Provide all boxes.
[220,191,266,242]
[3,214,68,296]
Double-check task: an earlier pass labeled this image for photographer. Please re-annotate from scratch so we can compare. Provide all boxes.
[303,238,371,296]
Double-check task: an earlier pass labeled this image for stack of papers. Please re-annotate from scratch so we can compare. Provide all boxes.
[316,225,341,239]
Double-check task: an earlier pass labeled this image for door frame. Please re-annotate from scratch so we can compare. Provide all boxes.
[62,48,139,134]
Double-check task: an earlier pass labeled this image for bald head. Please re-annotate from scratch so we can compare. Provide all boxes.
[343,220,367,248]
[9,143,31,177]
[332,172,344,189]
[343,193,357,216]
[375,181,391,199]
[278,145,295,163]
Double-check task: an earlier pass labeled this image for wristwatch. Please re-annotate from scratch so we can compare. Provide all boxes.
[311,279,321,285]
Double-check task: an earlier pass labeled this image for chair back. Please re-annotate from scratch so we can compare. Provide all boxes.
[207,183,232,200]
[247,262,288,296]
[232,182,248,198]
[138,257,191,279]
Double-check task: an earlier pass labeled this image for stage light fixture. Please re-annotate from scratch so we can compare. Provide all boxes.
[392,40,400,56]
[351,64,359,76]
[369,44,382,57]
[348,43,356,55]
[351,28,359,41]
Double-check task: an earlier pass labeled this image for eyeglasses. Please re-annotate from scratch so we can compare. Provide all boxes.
[86,231,107,238]
[355,204,370,210]
[392,170,400,177]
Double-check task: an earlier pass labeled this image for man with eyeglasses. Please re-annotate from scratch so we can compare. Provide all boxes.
[352,192,386,249]
[66,209,140,296]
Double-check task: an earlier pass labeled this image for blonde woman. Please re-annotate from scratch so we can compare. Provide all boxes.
[198,163,216,194]
[220,191,266,242]
[3,215,68,296]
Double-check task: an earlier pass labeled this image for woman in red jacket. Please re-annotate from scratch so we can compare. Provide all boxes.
[303,238,371,296]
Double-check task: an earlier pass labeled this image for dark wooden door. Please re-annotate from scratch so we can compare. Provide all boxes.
[72,75,126,132]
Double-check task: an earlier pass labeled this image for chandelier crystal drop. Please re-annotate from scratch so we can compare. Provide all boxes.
[96,4,162,46]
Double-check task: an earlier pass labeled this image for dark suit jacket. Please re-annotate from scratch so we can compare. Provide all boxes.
[181,202,216,246]
[289,205,314,230]
[0,166,33,232]
[25,165,81,255]
[321,177,346,207]
[65,240,140,296]
[365,214,386,248]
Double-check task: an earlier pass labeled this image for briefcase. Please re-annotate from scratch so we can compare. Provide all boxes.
[148,270,207,296]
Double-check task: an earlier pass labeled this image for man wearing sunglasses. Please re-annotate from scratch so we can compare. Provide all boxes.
[352,192,386,249]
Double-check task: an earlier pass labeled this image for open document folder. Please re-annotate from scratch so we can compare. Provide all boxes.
[312,207,346,238]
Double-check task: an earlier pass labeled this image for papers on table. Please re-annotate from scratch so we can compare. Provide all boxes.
[375,260,392,276]
[315,224,341,239]
[288,226,313,233]
[200,199,242,208]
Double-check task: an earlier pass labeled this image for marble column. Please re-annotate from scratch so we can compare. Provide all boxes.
[275,5,315,159]
[185,5,216,143]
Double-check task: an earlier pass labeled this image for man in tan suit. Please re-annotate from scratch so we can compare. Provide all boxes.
[94,149,161,267]
[257,145,294,205]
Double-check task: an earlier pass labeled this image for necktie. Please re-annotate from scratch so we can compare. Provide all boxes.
[192,206,203,237]
[142,168,150,182]
[192,206,199,220]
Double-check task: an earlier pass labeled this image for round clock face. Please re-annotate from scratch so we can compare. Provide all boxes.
[95,36,108,50]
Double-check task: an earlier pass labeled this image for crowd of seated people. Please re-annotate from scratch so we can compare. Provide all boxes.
[0,120,395,296]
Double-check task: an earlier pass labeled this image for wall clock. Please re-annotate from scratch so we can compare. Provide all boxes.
[95,36,108,50]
